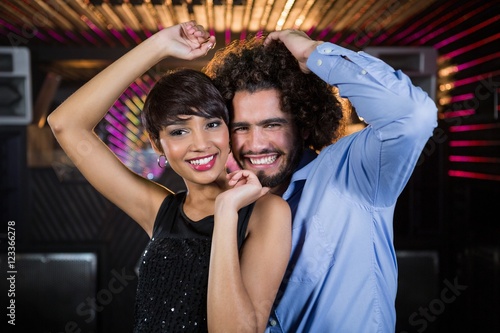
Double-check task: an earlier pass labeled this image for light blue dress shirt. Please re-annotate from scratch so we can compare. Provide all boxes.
[266,43,438,333]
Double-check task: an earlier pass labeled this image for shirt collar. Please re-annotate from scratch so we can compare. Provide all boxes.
[283,149,318,200]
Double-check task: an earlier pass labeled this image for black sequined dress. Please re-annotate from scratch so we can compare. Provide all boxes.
[134,191,254,333]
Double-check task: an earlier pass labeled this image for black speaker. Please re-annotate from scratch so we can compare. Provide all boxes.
[396,250,440,333]
[0,47,32,125]
[0,252,98,333]
[363,47,437,102]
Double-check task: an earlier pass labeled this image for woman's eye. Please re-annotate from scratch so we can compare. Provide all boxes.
[207,120,222,129]
[169,129,187,136]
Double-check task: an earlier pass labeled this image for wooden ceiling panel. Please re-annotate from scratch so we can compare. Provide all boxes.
[0,0,445,48]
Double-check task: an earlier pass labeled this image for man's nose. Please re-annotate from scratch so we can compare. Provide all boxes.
[247,128,268,152]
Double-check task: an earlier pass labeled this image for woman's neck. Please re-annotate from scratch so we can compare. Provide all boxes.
[182,176,229,221]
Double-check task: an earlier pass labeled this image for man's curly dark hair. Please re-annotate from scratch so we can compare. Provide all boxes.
[203,36,345,151]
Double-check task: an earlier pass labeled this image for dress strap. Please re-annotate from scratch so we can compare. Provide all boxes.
[151,191,186,238]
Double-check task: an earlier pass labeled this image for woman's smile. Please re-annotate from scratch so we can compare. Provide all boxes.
[187,154,217,171]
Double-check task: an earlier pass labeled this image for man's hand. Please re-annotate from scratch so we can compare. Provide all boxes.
[264,29,323,73]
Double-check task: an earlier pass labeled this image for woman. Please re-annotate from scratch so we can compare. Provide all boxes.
[48,21,291,333]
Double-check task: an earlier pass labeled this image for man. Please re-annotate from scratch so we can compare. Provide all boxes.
[204,29,438,332]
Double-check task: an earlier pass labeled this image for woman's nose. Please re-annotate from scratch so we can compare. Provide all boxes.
[191,130,211,151]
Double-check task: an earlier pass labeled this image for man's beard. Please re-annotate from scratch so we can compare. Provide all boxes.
[254,150,300,188]
[238,139,303,189]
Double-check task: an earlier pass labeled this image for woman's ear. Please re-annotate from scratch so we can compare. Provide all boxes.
[148,134,163,155]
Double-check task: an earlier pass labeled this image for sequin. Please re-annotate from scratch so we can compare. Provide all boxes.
[133,192,254,333]
[133,237,210,332]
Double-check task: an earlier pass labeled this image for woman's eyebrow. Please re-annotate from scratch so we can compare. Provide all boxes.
[165,116,192,126]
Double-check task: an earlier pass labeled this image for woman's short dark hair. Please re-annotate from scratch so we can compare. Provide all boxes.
[203,36,345,151]
[142,68,229,151]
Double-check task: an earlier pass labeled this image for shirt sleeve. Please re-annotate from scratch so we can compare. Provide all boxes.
[306,42,438,206]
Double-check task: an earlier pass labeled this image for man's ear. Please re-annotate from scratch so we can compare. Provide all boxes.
[148,134,163,155]
[301,128,310,140]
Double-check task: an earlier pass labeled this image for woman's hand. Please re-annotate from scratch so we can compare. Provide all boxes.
[216,170,270,212]
[158,20,216,61]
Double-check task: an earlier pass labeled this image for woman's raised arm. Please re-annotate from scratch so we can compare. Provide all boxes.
[48,22,215,237]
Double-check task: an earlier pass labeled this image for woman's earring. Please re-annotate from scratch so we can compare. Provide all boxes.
[157,154,168,168]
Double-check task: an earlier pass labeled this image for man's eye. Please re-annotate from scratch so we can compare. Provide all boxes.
[233,126,248,132]
[265,123,281,129]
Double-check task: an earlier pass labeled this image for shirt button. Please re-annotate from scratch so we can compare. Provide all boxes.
[316,59,322,66]
[269,319,277,326]
[361,69,367,75]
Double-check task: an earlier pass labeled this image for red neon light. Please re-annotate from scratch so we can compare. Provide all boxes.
[440,109,475,119]
[449,170,500,181]
[449,93,475,103]
[432,15,499,48]
[449,123,500,132]
[456,55,500,72]
[449,156,500,163]
[449,140,500,147]
[441,33,500,59]
[399,2,478,45]
[450,70,500,89]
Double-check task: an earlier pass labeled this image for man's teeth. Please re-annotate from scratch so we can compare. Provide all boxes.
[189,155,214,165]
[249,155,277,165]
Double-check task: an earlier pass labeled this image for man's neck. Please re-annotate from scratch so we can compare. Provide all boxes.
[270,181,290,197]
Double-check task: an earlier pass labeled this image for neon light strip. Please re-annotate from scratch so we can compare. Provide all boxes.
[105,124,125,142]
[0,19,20,33]
[108,143,128,160]
[108,135,128,150]
[109,28,131,47]
[449,170,500,181]
[450,123,500,132]
[449,156,500,163]
[81,15,115,46]
[34,31,49,42]
[451,69,500,87]
[306,26,316,36]
[329,32,342,44]
[106,111,141,146]
[317,27,330,41]
[449,140,500,147]
[44,30,66,43]
[375,1,454,44]
[64,31,84,44]
[108,106,131,128]
[80,30,98,44]
[239,30,247,40]
[440,109,475,118]
[143,29,152,39]
[440,33,500,59]
[130,82,147,97]
[354,32,374,48]
[432,15,499,49]
[401,2,483,45]
[449,93,475,103]
[343,32,358,45]
[124,26,142,44]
